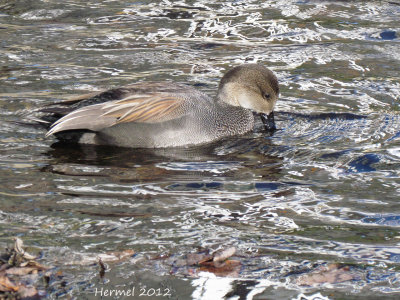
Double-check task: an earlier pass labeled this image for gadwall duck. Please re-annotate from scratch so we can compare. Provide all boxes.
[41,64,279,148]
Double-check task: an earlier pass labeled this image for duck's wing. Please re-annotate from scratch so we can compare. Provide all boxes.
[38,82,199,129]
[46,93,189,136]
[58,82,196,107]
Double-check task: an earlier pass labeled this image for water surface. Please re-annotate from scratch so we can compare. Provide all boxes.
[1,0,400,299]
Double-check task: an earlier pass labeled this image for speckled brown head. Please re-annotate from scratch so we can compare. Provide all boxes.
[217,64,279,131]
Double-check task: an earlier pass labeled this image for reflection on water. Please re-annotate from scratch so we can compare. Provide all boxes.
[1,0,400,298]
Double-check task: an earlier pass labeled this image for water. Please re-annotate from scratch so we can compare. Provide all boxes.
[1,0,400,299]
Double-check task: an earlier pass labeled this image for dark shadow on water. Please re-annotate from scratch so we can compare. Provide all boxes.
[45,139,233,166]
[276,111,368,121]
[41,135,285,182]
[44,131,283,165]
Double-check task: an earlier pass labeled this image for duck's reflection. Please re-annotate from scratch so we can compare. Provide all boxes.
[43,134,284,183]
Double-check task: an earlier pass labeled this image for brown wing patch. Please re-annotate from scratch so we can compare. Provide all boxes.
[101,94,185,124]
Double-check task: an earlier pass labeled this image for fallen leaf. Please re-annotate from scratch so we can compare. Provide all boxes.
[20,260,50,271]
[186,253,212,266]
[6,267,37,276]
[13,237,36,260]
[18,285,40,300]
[213,247,236,263]
[98,249,135,262]
[0,275,19,292]
[199,260,241,277]
[297,264,354,286]
[175,247,237,273]
[0,264,9,273]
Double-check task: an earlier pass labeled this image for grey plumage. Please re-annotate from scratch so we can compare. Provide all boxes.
[39,64,280,148]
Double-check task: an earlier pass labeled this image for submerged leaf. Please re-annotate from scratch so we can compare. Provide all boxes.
[178,247,237,271]
[6,267,37,276]
[213,247,236,263]
[13,237,36,260]
[97,249,135,262]
[297,264,354,286]
[18,285,40,300]
[199,260,241,277]
[0,275,19,292]
[186,253,212,266]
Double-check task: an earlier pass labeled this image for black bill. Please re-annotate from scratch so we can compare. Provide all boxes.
[260,111,276,133]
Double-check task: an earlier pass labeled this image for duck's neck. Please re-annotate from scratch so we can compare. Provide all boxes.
[217,82,241,107]
[214,97,255,135]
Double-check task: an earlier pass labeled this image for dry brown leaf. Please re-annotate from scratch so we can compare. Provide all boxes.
[0,275,19,292]
[199,260,241,277]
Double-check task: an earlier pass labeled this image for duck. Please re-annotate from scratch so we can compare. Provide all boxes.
[39,64,279,148]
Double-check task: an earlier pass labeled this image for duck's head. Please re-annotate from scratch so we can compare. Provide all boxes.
[217,64,279,131]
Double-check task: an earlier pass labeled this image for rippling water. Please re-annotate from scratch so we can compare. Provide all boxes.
[1,0,400,299]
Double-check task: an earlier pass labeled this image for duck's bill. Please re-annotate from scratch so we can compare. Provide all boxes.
[260,112,276,132]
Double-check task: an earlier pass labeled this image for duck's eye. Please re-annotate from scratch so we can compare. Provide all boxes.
[264,93,271,100]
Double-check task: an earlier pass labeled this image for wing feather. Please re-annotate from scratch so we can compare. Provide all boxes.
[46,93,187,136]
[101,95,184,123]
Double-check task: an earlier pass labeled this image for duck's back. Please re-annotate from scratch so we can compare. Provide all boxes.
[42,82,254,148]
